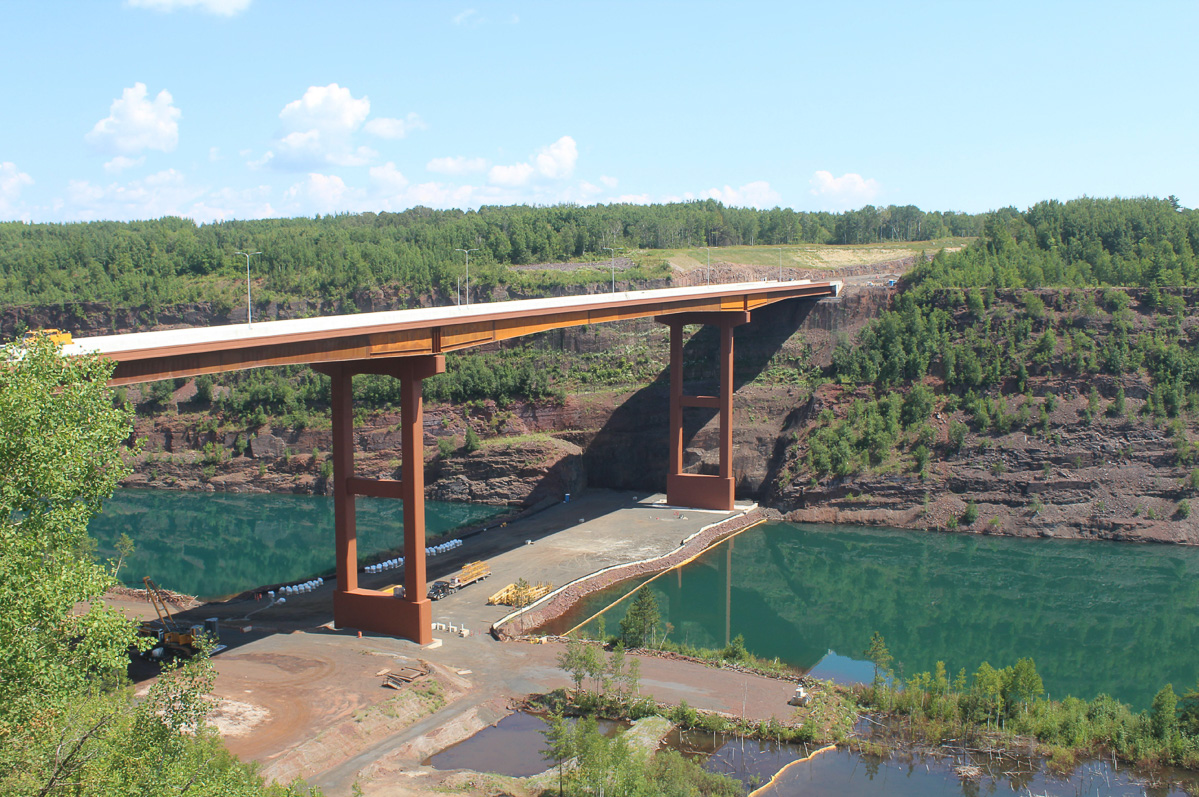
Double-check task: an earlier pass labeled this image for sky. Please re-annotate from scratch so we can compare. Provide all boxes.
[2,0,1197,224]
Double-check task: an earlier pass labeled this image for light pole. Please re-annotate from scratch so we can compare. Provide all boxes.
[602,246,624,292]
[235,250,261,326]
[779,249,784,282]
[455,248,479,305]
[704,246,711,285]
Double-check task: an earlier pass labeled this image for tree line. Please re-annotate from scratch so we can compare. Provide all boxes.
[0,200,980,310]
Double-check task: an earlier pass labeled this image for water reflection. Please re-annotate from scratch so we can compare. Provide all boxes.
[759,747,1193,797]
[541,522,1199,709]
[89,489,502,600]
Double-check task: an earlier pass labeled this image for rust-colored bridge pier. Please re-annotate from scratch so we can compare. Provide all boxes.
[69,279,839,643]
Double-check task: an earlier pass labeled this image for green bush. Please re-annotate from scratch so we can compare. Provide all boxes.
[463,426,481,453]
[962,501,979,525]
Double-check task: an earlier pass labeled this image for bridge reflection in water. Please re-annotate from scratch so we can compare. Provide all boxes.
[546,521,1199,709]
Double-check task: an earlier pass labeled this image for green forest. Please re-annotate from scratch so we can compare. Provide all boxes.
[0,200,980,309]
[796,196,1199,480]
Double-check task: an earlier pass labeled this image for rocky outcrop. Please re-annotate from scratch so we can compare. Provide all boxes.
[427,437,585,506]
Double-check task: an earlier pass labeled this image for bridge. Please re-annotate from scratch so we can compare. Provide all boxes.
[68,279,839,642]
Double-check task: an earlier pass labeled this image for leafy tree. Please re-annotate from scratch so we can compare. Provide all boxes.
[620,587,662,649]
[1179,681,1199,737]
[557,638,590,698]
[0,339,309,796]
[541,713,740,797]
[463,425,481,453]
[900,383,934,428]
[1004,657,1044,714]
[1151,683,1179,741]
[865,631,893,684]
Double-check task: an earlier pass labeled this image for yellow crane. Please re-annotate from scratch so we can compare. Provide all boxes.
[138,577,201,659]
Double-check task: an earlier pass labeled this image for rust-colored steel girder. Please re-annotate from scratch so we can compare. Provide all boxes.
[64,280,838,386]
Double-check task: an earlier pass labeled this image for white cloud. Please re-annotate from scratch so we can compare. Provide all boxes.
[701,180,780,208]
[86,83,181,155]
[104,155,145,173]
[534,136,578,179]
[280,83,369,136]
[599,175,618,188]
[247,150,273,169]
[127,0,251,15]
[369,162,409,194]
[208,147,221,162]
[427,155,487,175]
[488,161,535,187]
[809,170,881,209]
[284,173,351,214]
[63,169,207,221]
[364,113,427,139]
[328,146,378,168]
[612,193,653,204]
[0,162,34,215]
[488,135,578,186]
[453,8,478,24]
[270,84,418,169]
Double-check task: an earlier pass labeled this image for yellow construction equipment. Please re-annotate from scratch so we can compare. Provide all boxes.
[138,576,201,659]
[21,328,72,346]
[487,581,553,606]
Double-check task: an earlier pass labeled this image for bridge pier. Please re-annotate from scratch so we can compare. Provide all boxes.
[657,311,749,511]
[314,355,444,643]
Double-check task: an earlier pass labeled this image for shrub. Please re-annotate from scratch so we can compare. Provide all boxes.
[1178,500,1191,520]
[464,426,481,453]
[962,501,979,525]
[947,421,967,453]
[437,437,455,458]
[912,444,930,472]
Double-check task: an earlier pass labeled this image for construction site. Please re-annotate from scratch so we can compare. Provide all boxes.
[109,490,799,796]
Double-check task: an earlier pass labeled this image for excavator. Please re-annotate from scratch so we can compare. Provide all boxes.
[137,577,216,660]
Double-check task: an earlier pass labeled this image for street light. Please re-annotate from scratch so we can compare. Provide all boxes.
[455,248,479,305]
[602,246,625,292]
[779,249,785,282]
[703,246,711,285]
[234,251,261,326]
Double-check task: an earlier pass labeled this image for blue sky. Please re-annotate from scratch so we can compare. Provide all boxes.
[2,0,1196,223]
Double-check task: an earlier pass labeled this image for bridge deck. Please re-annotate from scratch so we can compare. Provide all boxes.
[65,279,839,385]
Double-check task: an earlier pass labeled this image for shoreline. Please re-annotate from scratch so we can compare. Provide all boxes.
[493,505,768,638]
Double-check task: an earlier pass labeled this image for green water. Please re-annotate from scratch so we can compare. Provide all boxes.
[547,522,1199,709]
[89,489,503,600]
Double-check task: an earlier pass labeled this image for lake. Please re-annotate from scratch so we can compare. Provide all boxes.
[539,522,1199,709]
[88,488,503,600]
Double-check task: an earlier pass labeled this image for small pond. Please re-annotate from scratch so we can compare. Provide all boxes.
[423,712,625,778]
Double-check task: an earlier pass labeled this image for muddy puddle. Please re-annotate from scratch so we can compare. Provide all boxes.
[422,712,625,777]
[424,711,1199,796]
